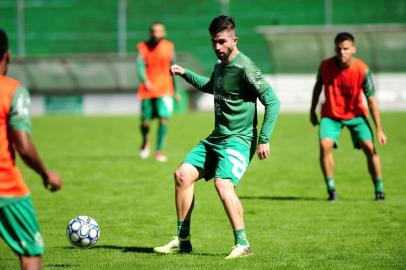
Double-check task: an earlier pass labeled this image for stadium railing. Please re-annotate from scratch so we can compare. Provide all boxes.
[8,52,204,94]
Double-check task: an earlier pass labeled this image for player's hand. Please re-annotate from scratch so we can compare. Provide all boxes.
[257,143,270,160]
[170,64,185,76]
[310,111,319,126]
[174,93,182,102]
[377,129,387,146]
[42,170,63,192]
[144,80,154,92]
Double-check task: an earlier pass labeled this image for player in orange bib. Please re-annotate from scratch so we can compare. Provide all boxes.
[136,22,180,162]
[310,32,387,201]
[0,29,63,270]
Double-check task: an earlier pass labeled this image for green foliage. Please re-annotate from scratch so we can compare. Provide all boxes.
[0,112,405,269]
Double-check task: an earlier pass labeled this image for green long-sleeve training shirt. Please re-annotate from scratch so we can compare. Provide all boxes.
[181,52,280,146]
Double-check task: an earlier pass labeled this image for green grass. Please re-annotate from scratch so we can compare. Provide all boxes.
[1,112,405,269]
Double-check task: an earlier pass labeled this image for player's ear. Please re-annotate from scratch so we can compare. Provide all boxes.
[233,37,239,45]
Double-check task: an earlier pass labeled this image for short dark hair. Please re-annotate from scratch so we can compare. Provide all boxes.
[150,21,164,29]
[335,32,355,44]
[0,29,9,59]
[208,15,236,36]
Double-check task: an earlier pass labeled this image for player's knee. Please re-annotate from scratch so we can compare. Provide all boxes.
[320,139,334,153]
[20,255,41,270]
[214,179,232,200]
[159,118,168,124]
[174,168,190,187]
[361,141,376,156]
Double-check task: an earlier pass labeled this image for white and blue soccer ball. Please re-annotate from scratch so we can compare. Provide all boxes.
[66,216,100,248]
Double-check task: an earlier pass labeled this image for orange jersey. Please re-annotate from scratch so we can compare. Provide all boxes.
[136,39,175,99]
[0,75,30,197]
[319,57,373,120]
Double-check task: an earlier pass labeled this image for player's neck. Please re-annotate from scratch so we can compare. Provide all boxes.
[0,52,10,75]
[146,38,162,49]
[337,57,354,69]
[0,63,6,76]
[223,48,240,64]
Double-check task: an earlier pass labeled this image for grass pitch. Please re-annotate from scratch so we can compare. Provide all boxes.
[1,112,405,269]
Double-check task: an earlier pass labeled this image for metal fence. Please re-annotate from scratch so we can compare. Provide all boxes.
[8,52,204,94]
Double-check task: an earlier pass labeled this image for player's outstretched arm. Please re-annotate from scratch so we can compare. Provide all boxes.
[11,130,63,191]
[170,64,185,76]
[170,64,213,93]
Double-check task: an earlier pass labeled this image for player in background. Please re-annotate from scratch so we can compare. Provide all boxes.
[153,16,280,259]
[0,29,63,270]
[136,21,180,162]
[310,32,387,201]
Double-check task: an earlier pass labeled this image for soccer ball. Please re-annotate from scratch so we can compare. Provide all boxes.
[66,216,100,248]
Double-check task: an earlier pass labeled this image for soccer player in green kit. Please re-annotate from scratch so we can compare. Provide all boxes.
[153,16,280,259]
[0,29,63,270]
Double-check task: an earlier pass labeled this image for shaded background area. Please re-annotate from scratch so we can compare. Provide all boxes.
[1,0,406,73]
[1,0,405,114]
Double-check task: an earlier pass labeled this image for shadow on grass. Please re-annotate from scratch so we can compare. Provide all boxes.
[93,245,154,253]
[44,264,74,268]
[62,245,223,257]
[87,245,222,257]
[240,195,322,201]
[62,245,154,253]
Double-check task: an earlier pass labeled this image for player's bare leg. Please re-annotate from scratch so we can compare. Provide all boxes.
[214,178,244,230]
[360,140,384,200]
[154,163,201,254]
[175,163,201,221]
[214,178,252,259]
[320,138,337,200]
[20,256,41,270]
[140,121,150,159]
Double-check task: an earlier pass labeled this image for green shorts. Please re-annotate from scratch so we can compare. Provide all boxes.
[320,116,373,149]
[183,139,254,186]
[141,96,173,122]
[0,196,44,256]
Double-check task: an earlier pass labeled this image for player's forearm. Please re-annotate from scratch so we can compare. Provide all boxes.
[181,69,212,93]
[12,131,48,178]
[258,88,281,144]
[310,83,323,112]
[136,55,146,83]
[19,148,48,178]
[368,97,384,131]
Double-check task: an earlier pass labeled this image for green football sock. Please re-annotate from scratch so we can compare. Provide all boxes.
[234,228,249,246]
[140,124,149,147]
[325,176,335,192]
[157,122,168,152]
[177,220,190,239]
[375,179,383,193]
